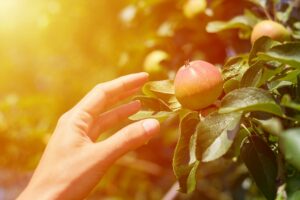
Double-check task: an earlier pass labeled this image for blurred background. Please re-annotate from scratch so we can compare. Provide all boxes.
[0,0,248,199]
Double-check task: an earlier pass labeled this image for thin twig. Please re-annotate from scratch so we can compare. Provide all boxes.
[273,0,277,22]
[263,7,273,21]
[241,123,251,136]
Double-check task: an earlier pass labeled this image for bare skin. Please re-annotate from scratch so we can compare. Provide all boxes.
[17,72,160,200]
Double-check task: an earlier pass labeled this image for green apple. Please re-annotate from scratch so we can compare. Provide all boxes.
[251,20,290,44]
[143,50,169,80]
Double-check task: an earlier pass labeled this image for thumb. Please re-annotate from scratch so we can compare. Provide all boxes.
[96,119,160,163]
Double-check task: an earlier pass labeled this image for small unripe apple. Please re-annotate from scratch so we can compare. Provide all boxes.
[174,60,223,110]
[251,20,290,44]
[143,50,169,80]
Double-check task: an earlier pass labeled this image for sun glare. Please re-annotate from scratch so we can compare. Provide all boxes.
[0,0,23,30]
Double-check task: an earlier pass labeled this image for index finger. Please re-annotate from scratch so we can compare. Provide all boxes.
[74,72,148,117]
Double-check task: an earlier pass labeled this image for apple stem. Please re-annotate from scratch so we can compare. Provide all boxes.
[263,7,273,21]
[184,60,190,68]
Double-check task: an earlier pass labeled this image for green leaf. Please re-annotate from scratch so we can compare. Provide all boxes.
[168,96,182,111]
[244,9,262,25]
[281,95,300,111]
[286,173,300,197]
[269,81,294,92]
[241,61,285,88]
[241,61,264,87]
[249,36,280,64]
[219,87,283,116]
[276,3,293,24]
[206,16,253,33]
[173,112,200,193]
[290,191,300,200]
[223,79,240,94]
[186,160,200,194]
[223,56,249,81]
[294,23,300,39]
[253,117,283,136]
[201,113,242,162]
[130,96,175,122]
[258,43,300,68]
[279,128,300,171]
[196,112,242,162]
[143,80,175,95]
[141,80,181,111]
[268,69,300,91]
[227,128,249,158]
[133,96,171,111]
[259,63,287,85]
[222,56,249,93]
[240,136,277,200]
[294,22,300,30]
[292,30,300,40]
[129,110,172,122]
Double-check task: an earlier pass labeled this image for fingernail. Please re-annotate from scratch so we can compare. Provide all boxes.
[138,72,149,79]
[139,72,149,76]
[142,119,159,134]
[133,100,141,105]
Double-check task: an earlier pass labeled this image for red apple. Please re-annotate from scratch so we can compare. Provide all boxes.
[174,60,223,110]
[251,20,290,44]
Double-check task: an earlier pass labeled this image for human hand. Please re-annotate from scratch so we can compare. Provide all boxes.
[17,72,160,200]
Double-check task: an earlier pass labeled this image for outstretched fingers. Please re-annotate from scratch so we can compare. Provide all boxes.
[74,72,148,118]
[89,100,141,141]
[94,119,160,164]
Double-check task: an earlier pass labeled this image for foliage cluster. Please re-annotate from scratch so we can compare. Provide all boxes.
[130,0,300,199]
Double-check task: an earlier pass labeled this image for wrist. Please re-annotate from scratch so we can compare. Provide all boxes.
[17,179,63,200]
